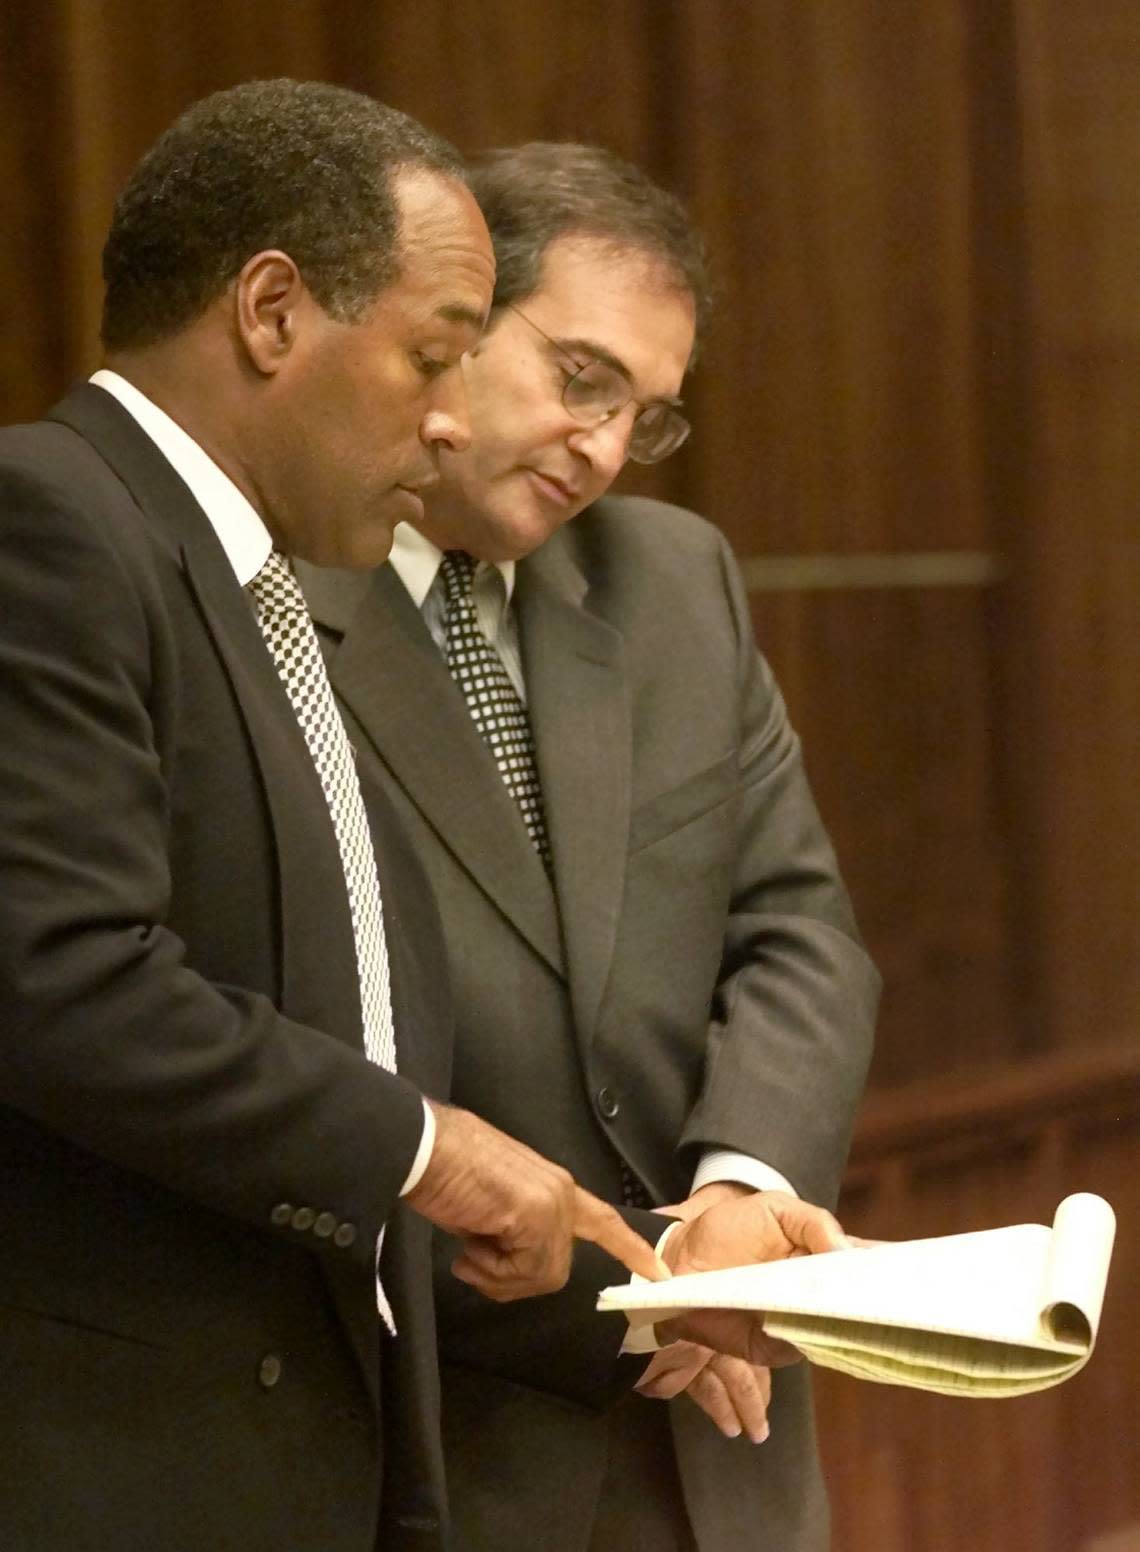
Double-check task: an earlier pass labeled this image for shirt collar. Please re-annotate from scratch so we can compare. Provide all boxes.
[90,369,273,586]
[388,520,516,608]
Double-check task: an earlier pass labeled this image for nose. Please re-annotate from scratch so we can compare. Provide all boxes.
[565,408,635,483]
[420,368,473,454]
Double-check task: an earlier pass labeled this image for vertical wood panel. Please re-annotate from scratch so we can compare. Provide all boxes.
[668,0,985,555]
[0,4,69,421]
[1006,0,1140,1049]
[752,582,1018,1083]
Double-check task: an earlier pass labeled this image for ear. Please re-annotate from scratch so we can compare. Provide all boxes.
[233,250,308,376]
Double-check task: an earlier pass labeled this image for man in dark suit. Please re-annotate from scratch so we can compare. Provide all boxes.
[0,89,666,1552]
[301,144,880,1551]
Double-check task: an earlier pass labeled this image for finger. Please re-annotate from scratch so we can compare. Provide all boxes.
[450,1235,564,1302]
[573,1187,669,1281]
[657,1310,804,1369]
[774,1198,849,1254]
[634,1343,710,1400]
[684,1365,742,1438]
[710,1355,770,1443]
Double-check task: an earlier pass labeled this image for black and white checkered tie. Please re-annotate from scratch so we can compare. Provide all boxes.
[439,550,553,874]
[438,551,650,1209]
[247,551,397,1073]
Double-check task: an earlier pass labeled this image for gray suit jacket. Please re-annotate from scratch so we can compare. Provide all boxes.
[300,495,879,1552]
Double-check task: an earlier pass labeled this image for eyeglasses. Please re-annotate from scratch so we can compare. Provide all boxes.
[506,304,690,465]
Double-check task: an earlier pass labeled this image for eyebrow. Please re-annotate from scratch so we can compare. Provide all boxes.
[436,302,488,330]
[552,334,684,408]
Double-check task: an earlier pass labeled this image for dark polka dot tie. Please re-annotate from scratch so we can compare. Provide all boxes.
[439,550,553,874]
[439,550,651,1209]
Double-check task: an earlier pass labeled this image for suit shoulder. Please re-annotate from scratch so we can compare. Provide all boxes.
[0,417,140,523]
[0,418,169,618]
[573,493,725,555]
[568,494,728,568]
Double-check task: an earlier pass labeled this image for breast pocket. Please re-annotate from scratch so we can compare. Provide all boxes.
[628,752,738,854]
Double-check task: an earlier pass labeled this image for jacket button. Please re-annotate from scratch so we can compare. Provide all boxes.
[270,1203,293,1227]
[258,1354,283,1389]
[291,1206,316,1231]
[333,1221,358,1249]
[597,1086,620,1121]
[313,1211,337,1239]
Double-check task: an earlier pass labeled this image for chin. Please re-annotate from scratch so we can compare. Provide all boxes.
[485,506,566,562]
[346,529,398,570]
[301,519,397,572]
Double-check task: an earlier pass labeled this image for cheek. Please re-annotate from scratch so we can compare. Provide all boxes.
[466,363,560,468]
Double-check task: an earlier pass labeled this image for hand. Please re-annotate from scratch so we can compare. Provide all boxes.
[658,1178,756,1221]
[404,1101,667,1301]
[635,1341,770,1442]
[656,1190,849,1364]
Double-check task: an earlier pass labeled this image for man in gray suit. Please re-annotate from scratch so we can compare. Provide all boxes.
[300,144,879,1552]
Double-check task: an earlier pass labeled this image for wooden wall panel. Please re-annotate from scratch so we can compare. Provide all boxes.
[753,585,1018,1082]
[1003,0,1140,1050]
[668,1,985,556]
[359,1,673,157]
[0,5,69,423]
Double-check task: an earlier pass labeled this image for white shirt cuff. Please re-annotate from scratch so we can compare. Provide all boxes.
[375,1099,436,1337]
[398,1097,436,1196]
[691,1148,798,1199]
[620,1220,682,1354]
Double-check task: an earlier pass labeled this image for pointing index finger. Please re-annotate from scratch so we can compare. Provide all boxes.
[573,1186,670,1282]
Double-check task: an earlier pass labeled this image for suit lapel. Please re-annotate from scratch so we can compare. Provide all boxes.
[180,567,365,1046]
[302,561,565,977]
[47,386,387,1407]
[48,386,365,1050]
[516,538,631,1053]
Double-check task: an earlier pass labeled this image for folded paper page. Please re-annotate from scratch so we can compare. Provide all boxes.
[597,1193,1115,1398]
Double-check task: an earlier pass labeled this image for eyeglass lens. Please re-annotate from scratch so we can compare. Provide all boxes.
[562,362,689,464]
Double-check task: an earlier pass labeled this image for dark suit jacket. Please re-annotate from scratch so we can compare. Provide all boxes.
[0,385,452,1552]
[300,496,880,1552]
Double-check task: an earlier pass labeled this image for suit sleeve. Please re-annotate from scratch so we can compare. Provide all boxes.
[434,1205,667,1409]
[678,534,880,1210]
[0,457,425,1272]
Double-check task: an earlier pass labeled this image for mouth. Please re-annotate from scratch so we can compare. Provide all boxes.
[526,469,580,507]
[398,470,440,497]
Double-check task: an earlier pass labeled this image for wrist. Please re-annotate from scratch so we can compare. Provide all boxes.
[686,1180,755,1213]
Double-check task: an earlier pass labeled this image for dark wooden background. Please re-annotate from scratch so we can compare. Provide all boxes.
[2,4,1136,1546]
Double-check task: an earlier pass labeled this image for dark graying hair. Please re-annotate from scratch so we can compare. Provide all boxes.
[468,142,712,344]
[101,79,466,351]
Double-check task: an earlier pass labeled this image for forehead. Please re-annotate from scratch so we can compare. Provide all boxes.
[381,169,496,325]
[520,235,696,384]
